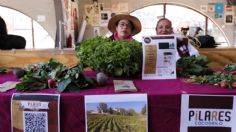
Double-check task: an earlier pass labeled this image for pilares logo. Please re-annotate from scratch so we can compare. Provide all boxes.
[189,110,231,125]
[187,95,234,132]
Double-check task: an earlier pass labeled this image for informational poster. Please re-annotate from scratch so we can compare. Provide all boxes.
[84,1,104,26]
[61,0,79,44]
[215,2,224,18]
[11,93,60,132]
[225,12,234,25]
[180,94,236,132]
[200,5,208,12]
[85,94,148,132]
[215,2,224,14]
[100,10,111,27]
[207,3,215,13]
[226,0,236,5]
[142,35,177,80]
[111,2,129,13]
[225,5,233,12]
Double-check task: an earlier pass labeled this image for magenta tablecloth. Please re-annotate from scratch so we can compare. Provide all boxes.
[1,71,236,132]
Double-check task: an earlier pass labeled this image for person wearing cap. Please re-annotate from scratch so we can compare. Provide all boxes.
[181,26,189,37]
[155,18,199,58]
[107,14,141,41]
[193,27,202,37]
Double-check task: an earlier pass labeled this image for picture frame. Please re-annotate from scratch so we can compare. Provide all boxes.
[224,13,234,25]
[84,94,148,132]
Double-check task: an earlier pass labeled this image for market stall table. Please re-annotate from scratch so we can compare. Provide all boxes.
[1,71,236,132]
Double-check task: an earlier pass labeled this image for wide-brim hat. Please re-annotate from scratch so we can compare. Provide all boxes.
[108,14,142,35]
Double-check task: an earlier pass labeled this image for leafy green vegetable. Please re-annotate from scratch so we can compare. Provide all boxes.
[16,75,47,91]
[0,67,7,73]
[224,64,236,71]
[15,58,95,93]
[76,36,142,77]
[56,65,95,93]
[187,72,236,89]
[176,55,213,77]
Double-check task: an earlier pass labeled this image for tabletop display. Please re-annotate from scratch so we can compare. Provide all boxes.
[1,37,236,131]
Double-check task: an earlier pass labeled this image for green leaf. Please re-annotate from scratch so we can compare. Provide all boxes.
[114,68,123,76]
[0,67,7,73]
[15,76,47,91]
[57,78,72,93]
[177,55,213,77]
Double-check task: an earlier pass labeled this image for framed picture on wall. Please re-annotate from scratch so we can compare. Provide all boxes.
[100,10,111,27]
[224,13,234,25]
[207,3,215,13]
[227,0,236,5]
[225,5,233,12]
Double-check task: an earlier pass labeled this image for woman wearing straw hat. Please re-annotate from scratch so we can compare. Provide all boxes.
[108,14,141,41]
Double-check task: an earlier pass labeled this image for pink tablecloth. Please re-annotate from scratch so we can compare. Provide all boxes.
[1,71,236,132]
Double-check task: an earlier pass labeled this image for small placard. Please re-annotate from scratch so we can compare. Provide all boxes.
[180,94,236,132]
[11,93,60,132]
[142,35,177,80]
[113,80,137,92]
[0,81,19,92]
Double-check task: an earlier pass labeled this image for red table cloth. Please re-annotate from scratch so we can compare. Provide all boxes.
[1,71,236,132]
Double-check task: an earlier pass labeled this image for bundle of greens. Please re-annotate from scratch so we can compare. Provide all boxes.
[183,59,236,89]
[187,72,236,89]
[0,67,7,73]
[76,36,142,77]
[15,59,95,92]
[224,64,236,72]
[176,55,213,77]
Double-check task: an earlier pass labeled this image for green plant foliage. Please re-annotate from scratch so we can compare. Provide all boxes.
[57,65,95,93]
[176,55,213,77]
[187,72,236,89]
[186,63,236,89]
[0,67,7,73]
[15,58,95,92]
[76,36,142,77]
[224,64,236,71]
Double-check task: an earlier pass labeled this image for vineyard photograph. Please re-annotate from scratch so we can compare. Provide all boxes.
[85,101,147,132]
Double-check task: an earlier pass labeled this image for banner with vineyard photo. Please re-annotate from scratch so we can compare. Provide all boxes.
[11,93,60,132]
[84,94,148,132]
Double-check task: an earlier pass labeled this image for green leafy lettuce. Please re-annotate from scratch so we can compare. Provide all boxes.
[76,36,142,77]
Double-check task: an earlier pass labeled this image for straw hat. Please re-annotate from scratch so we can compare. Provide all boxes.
[108,14,141,35]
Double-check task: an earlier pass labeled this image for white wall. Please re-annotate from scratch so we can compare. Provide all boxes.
[0,0,56,40]
[79,0,235,46]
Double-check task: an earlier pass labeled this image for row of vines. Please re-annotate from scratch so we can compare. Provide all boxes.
[87,114,146,132]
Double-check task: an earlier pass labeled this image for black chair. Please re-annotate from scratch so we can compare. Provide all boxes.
[0,34,26,50]
[197,35,218,48]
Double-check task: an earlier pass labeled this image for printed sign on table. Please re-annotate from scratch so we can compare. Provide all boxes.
[142,35,177,80]
[180,94,236,132]
[85,94,148,132]
[11,93,60,132]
